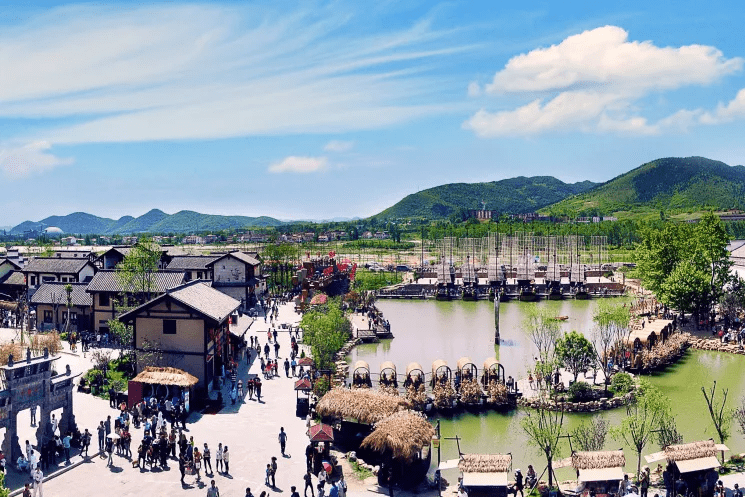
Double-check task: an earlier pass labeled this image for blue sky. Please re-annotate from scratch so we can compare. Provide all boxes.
[2,0,745,226]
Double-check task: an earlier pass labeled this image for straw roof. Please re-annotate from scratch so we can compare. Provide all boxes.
[432,359,449,375]
[406,362,424,377]
[664,440,717,462]
[483,358,499,371]
[0,301,18,312]
[459,454,512,473]
[360,410,435,462]
[457,356,476,372]
[316,388,411,425]
[354,360,370,373]
[380,361,397,374]
[132,367,198,386]
[572,451,625,470]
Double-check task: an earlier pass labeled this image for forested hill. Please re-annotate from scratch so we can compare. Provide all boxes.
[10,209,284,235]
[376,176,597,219]
[542,157,745,219]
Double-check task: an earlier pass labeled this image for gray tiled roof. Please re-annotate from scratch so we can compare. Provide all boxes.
[0,258,22,270]
[22,257,92,274]
[208,251,260,267]
[166,256,220,271]
[168,281,240,322]
[86,270,186,293]
[30,282,92,306]
[0,271,25,286]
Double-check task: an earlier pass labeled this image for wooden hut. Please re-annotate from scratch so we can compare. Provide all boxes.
[646,440,727,486]
[571,450,625,494]
[353,360,372,388]
[316,388,411,425]
[380,361,398,387]
[361,410,434,489]
[128,366,198,410]
[458,453,512,497]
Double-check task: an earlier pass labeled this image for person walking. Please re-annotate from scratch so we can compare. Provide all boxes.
[304,470,315,497]
[215,443,223,473]
[291,486,300,497]
[97,422,105,452]
[81,429,91,458]
[247,378,254,400]
[284,358,290,377]
[278,427,287,456]
[207,480,220,497]
[30,405,36,426]
[256,379,262,402]
[22,483,31,497]
[640,466,650,497]
[514,469,524,497]
[62,432,71,464]
[31,467,43,497]
[203,443,212,475]
[265,464,272,486]
[270,456,277,487]
[179,453,186,484]
[105,436,114,467]
[274,341,280,359]
[246,487,254,497]
[222,446,229,475]
[193,447,202,483]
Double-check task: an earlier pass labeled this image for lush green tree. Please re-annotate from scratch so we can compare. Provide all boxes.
[656,414,683,449]
[523,307,561,390]
[556,331,594,383]
[299,299,352,370]
[115,239,162,304]
[701,381,731,463]
[521,403,564,488]
[592,300,631,392]
[611,379,670,476]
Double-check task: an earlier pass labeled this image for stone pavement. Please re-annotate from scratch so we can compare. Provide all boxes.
[0,301,320,496]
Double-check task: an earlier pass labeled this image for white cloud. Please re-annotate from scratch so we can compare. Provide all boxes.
[700,88,745,124]
[0,4,468,148]
[268,156,328,174]
[466,26,743,137]
[0,141,73,179]
[324,140,355,152]
[467,81,481,97]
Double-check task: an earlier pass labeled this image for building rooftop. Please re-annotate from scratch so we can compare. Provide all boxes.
[166,255,220,271]
[207,251,261,267]
[22,257,93,274]
[86,270,186,293]
[30,282,92,306]
[167,281,240,322]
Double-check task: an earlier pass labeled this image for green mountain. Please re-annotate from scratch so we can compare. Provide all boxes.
[10,209,284,235]
[543,156,745,219]
[377,176,598,219]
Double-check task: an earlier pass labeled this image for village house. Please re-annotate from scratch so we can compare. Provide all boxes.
[22,257,97,295]
[0,257,24,300]
[118,280,241,392]
[182,235,204,245]
[205,251,263,306]
[30,282,92,332]
[86,270,187,334]
[98,246,178,270]
[361,231,374,239]
[0,257,21,281]
[166,255,219,281]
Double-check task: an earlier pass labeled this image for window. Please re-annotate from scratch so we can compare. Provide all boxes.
[70,312,77,324]
[197,272,202,279]
[163,320,177,335]
[30,276,36,286]
[43,310,53,323]
[99,294,110,307]
[42,276,55,283]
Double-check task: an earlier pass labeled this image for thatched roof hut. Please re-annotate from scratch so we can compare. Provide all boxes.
[646,440,726,474]
[459,454,512,488]
[316,388,411,425]
[132,367,198,386]
[360,410,435,462]
[571,450,625,482]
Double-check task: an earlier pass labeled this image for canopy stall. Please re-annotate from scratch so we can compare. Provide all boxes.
[458,454,512,497]
[572,450,626,489]
[645,440,727,474]
[308,423,334,443]
[456,357,478,381]
[380,361,398,387]
[481,358,505,387]
[128,366,198,410]
[431,359,451,387]
[353,360,372,388]
[404,362,424,388]
[295,377,312,417]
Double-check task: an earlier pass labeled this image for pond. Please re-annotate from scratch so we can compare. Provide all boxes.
[346,300,745,475]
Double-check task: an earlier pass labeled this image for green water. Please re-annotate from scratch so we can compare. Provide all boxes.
[348,300,745,476]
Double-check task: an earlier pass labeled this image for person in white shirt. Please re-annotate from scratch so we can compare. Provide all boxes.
[32,467,43,497]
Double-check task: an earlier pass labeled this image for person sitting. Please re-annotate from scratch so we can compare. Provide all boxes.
[526,465,537,488]
[17,454,29,472]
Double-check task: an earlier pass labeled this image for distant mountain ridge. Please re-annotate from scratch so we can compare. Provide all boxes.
[543,156,745,219]
[10,209,284,235]
[376,176,598,219]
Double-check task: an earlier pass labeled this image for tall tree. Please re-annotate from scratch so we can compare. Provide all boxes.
[556,331,594,383]
[115,239,162,305]
[701,381,731,463]
[571,417,609,452]
[592,300,631,392]
[611,379,670,476]
[299,298,352,370]
[521,403,564,488]
[523,307,561,391]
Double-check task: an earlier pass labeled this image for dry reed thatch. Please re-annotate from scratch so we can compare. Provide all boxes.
[664,440,716,462]
[380,361,397,375]
[432,359,448,376]
[405,384,427,408]
[354,360,370,373]
[459,378,482,404]
[486,381,509,405]
[406,362,424,377]
[132,366,199,386]
[360,410,435,462]
[483,357,499,372]
[0,301,18,312]
[0,332,63,365]
[572,450,625,470]
[457,356,474,372]
[316,387,411,424]
[379,385,399,397]
[433,382,456,409]
[459,454,512,473]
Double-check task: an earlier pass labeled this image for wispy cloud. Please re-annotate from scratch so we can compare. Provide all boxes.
[324,140,355,152]
[1,3,469,151]
[464,26,743,137]
[268,156,328,174]
[0,141,73,179]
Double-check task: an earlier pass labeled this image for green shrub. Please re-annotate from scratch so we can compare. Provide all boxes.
[59,332,69,341]
[313,377,330,397]
[610,372,635,396]
[568,381,594,402]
